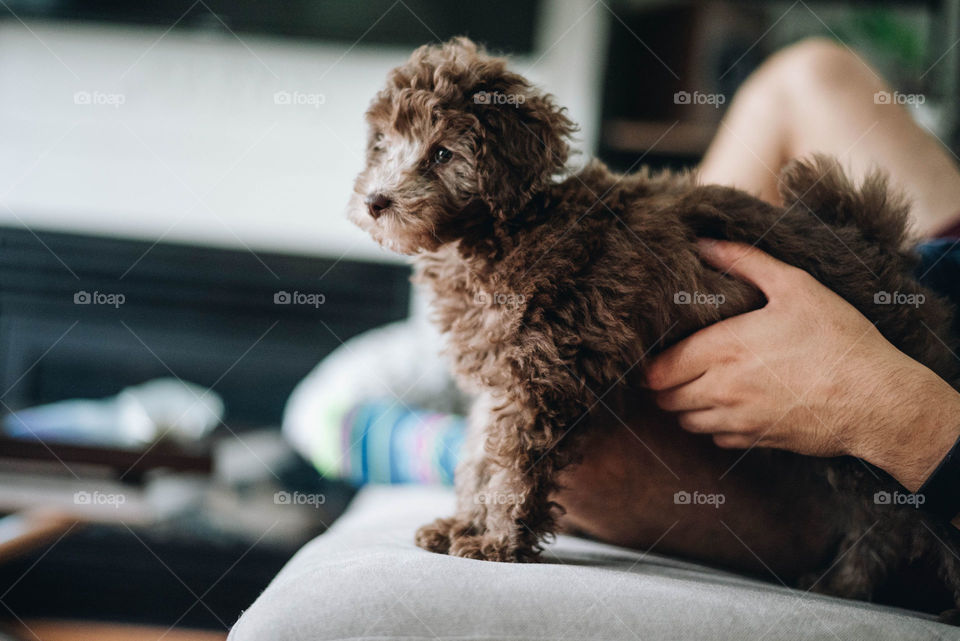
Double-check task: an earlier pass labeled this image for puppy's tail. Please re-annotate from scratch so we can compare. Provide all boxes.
[778,154,912,250]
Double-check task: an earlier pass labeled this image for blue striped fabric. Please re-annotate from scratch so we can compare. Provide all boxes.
[337,400,466,486]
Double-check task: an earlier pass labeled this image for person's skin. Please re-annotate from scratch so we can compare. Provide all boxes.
[645,239,960,493]
[556,37,960,544]
[699,38,960,237]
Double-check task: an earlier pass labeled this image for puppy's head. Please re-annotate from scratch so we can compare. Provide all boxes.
[348,37,576,254]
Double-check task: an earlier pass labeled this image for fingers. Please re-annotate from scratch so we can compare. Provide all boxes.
[675,406,755,437]
[647,241,801,391]
[697,239,805,297]
[675,409,723,434]
[678,411,771,450]
[712,433,755,449]
[676,411,757,449]
[653,379,715,412]
[644,326,730,391]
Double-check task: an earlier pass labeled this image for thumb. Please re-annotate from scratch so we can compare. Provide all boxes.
[697,239,801,297]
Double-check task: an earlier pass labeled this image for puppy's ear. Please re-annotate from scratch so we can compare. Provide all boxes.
[474,83,576,220]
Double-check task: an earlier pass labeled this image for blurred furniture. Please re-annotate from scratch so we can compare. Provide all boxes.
[0,225,410,426]
[600,1,960,171]
[0,437,351,634]
[0,435,211,479]
[0,225,407,633]
[0,511,75,561]
[0,516,295,632]
[2,0,541,51]
[5,621,226,641]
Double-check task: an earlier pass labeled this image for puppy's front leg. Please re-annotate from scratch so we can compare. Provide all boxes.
[415,394,494,555]
[416,392,568,562]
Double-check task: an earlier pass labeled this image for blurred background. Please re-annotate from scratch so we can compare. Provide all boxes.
[0,1,957,639]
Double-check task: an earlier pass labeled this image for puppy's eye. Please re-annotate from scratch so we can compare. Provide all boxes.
[433,147,453,164]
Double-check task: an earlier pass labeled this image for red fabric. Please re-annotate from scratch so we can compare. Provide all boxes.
[934,215,960,239]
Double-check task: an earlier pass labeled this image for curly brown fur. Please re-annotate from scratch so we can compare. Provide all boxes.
[348,37,960,618]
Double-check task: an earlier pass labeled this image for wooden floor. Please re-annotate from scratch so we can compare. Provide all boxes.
[6,621,227,641]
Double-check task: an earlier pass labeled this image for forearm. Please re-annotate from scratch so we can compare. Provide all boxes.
[852,360,960,493]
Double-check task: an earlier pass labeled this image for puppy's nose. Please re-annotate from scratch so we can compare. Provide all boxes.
[365,193,392,219]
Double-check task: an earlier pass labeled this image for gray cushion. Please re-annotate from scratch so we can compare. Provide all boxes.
[229,486,958,641]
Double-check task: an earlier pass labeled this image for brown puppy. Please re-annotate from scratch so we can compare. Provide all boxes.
[348,37,960,616]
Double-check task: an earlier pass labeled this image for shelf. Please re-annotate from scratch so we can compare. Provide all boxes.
[602,119,719,156]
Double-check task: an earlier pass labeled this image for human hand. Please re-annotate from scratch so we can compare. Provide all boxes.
[644,240,960,490]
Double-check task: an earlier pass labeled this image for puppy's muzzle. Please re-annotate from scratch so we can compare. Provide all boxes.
[365,193,392,219]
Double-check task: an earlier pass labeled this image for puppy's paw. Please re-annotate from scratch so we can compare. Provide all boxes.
[415,516,478,554]
[448,533,539,563]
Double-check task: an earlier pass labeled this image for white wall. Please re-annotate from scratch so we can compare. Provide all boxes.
[0,0,606,263]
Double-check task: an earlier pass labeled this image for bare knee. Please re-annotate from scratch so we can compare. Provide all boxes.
[700,38,884,197]
[730,38,887,159]
[770,38,861,74]
[757,37,884,101]
[721,39,861,122]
